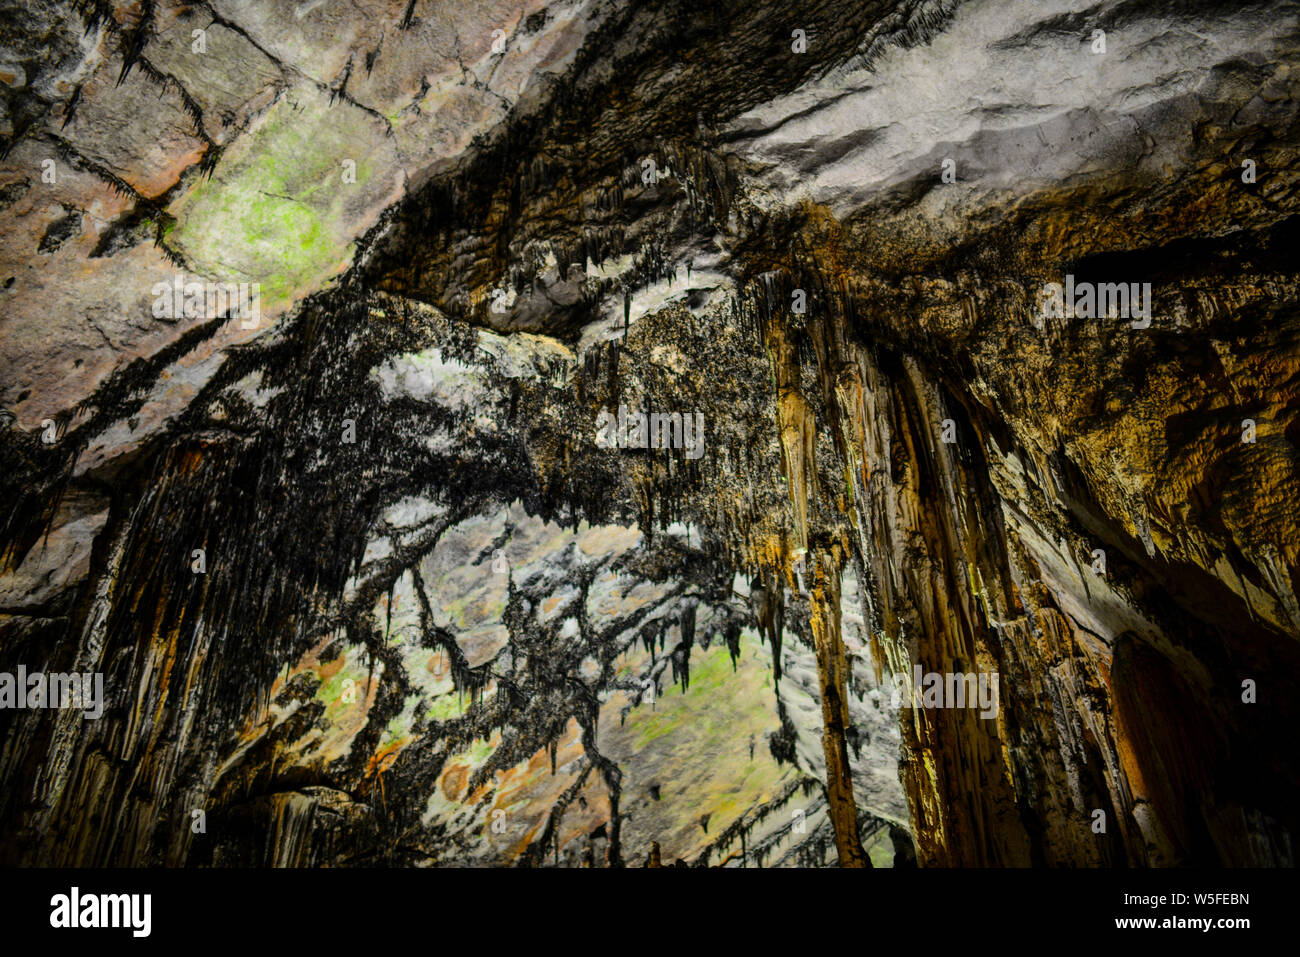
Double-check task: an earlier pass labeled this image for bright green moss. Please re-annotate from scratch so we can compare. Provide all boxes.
[166,85,386,311]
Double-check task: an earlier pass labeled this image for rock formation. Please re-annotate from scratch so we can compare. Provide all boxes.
[1,0,1297,867]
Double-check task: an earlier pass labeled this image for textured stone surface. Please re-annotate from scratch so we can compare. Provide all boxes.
[1,0,1297,868]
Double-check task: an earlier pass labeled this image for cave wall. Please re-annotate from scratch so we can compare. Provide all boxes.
[1,0,1298,866]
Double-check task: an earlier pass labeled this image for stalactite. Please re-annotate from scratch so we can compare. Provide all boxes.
[677,599,696,692]
[724,619,741,670]
[806,544,870,867]
[765,319,818,550]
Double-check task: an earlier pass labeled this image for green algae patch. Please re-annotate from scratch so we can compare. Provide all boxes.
[315,658,369,721]
[601,631,797,863]
[379,695,422,751]
[465,737,495,765]
[426,691,467,722]
[166,84,396,312]
[866,828,895,867]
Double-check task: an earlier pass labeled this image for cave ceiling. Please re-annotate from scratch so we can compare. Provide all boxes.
[1,0,1298,871]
